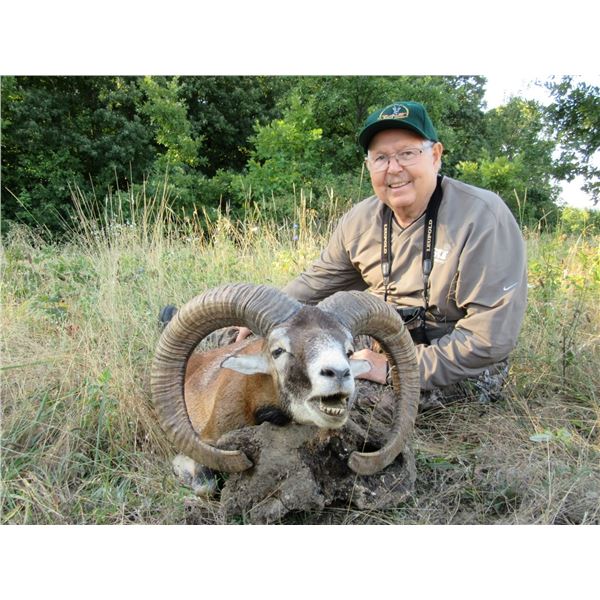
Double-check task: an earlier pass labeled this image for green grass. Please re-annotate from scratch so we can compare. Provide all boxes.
[1,189,599,524]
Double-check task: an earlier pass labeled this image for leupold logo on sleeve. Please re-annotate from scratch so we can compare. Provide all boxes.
[379,103,409,120]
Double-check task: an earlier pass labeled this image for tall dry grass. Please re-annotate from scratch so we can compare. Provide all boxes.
[1,186,598,524]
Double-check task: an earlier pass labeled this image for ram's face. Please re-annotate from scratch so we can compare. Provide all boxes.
[220,308,371,429]
[266,311,370,429]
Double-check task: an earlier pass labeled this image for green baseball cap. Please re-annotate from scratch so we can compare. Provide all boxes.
[358,101,439,152]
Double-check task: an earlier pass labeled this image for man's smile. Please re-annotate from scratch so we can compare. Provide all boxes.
[387,180,411,189]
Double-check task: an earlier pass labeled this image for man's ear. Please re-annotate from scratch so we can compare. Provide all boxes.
[221,354,271,375]
[433,141,444,169]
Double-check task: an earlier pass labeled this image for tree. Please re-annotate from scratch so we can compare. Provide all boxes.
[289,76,392,174]
[178,76,295,177]
[244,92,330,210]
[273,76,487,177]
[3,75,585,233]
[151,76,296,215]
[545,76,600,204]
[1,76,297,232]
[139,76,202,170]
[1,76,155,231]
[456,97,559,223]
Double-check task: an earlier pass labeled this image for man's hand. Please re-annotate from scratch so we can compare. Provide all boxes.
[352,348,388,384]
[235,326,253,343]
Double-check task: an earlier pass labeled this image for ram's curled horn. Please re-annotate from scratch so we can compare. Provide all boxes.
[318,291,420,475]
[151,284,301,473]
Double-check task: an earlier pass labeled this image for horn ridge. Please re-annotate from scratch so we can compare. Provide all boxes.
[151,283,301,472]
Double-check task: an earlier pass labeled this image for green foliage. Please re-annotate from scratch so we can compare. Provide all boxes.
[458,156,524,204]
[238,76,490,219]
[458,97,560,225]
[484,98,557,190]
[288,76,392,173]
[178,76,295,176]
[136,76,205,215]
[1,75,596,235]
[242,94,331,213]
[139,76,202,169]
[545,76,600,203]
[558,206,600,236]
[1,76,156,232]
[281,76,487,177]
[456,156,557,226]
[372,75,488,178]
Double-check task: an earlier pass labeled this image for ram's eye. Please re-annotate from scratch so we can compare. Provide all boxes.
[271,348,285,359]
[346,349,354,358]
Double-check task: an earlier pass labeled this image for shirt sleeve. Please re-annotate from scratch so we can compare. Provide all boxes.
[283,213,368,305]
[416,207,528,389]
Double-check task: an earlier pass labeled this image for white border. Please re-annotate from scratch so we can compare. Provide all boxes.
[1,1,597,74]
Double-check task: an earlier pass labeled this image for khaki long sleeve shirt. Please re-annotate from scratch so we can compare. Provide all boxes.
[283,176,528,390]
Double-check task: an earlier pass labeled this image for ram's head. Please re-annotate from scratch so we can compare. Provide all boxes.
[221,307,371,429]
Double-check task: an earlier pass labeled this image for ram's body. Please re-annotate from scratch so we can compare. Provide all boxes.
[184,338,280,445]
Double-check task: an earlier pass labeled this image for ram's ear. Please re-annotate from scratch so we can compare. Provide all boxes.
[350,358,371,377]
[221,354,271,375]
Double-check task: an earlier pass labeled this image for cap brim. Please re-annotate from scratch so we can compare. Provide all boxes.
[359,121,431,153]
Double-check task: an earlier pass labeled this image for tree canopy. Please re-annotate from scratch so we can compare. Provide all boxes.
[545,76,600,203]
[1,75,598,234]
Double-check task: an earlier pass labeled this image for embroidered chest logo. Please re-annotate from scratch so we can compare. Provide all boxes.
[434,247,449,262]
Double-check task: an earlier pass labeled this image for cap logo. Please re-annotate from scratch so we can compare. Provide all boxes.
[378,103,409,121]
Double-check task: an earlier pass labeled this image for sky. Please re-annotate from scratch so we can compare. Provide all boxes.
[484,76,555,110]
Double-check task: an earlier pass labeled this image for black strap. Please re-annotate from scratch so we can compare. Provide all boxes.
[381,205,394,302]
[381,174,444,309]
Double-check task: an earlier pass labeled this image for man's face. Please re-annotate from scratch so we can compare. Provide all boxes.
[367,128,443,221]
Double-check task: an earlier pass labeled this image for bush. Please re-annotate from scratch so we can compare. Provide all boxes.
[558,206,600,236]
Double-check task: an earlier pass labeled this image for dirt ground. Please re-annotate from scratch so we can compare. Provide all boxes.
[185,382,415,524]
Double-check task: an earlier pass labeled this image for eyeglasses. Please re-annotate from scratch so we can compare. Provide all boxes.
[365,141,434,173]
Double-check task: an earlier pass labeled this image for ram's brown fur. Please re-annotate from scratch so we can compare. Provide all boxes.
[184,338,278,444]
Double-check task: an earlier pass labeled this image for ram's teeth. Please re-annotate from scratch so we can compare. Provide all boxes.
[319,402,344,416]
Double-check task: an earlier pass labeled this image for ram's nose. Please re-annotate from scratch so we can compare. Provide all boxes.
[319,366,351,381]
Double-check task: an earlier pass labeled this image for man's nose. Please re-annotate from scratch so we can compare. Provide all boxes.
[386,155,404,173]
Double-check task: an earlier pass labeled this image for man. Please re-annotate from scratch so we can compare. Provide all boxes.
[252,100,527,407]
